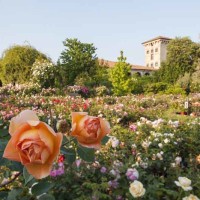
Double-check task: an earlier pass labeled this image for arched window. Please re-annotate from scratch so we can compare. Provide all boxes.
[135,72,141,77]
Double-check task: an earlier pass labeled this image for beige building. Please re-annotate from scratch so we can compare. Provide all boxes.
[98,59,157,76]
[142,36,172,69]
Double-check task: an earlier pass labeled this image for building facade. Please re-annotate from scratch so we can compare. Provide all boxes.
[99,36,172,75]
[142,36,171,69]
[98,59,156,76]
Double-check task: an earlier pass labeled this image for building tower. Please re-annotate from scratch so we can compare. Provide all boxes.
[142,36,172,69]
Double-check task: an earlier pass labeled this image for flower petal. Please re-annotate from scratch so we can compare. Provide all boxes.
[38,123,55,153]
[79,142,101,149]
[41,122,56,136]
[25,163,52,179]
[72,112,88,126]
[47,132,63,164]
[9,110,39,135]
[41,148,50,164]
[174,181,181,187]
[99,118,110,139]
[27,120,40,127]
[3,139,20,162]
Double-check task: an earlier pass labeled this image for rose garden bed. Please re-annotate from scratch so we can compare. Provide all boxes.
[0,92,200,200]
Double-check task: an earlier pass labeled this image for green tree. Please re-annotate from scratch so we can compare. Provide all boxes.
[155,37,200,83]
[0,45,47,85]
[109,51,133,96]
[58,38,97,85]
[177,59,200,92]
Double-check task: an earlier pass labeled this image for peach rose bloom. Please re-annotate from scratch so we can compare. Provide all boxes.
[3,110,63,179]
[71,112,110,149]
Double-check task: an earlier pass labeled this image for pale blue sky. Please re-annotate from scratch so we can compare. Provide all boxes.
[0,0,199,65]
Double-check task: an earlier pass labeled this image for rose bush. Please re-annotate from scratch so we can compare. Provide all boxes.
[0,91,200,199]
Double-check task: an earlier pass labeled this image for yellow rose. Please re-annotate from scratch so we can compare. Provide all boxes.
[182,194,199,200]
[71,112,110,149]
[175,177,193,191]
[3,110,63,179]
[129,180,146,198]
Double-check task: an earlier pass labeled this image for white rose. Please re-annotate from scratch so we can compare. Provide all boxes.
[182,194,199,200]
[157,153,163,160]
[111,138,119,148]
[175,156,182,165]
[174,177,193,191]
[108,137,119,148]
[129,180,146,198]
[141,141,151,149]
[158,143,163,148]
[164,138,170,144]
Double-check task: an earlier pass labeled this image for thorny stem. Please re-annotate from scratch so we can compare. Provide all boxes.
[0,172,22,188]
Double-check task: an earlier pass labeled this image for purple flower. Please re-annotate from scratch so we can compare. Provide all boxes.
[126,168,139,181]
[81,87,89,94]
[129,124,137,132]
[100,166,107,174]
[58,162,64,167]
[56,167,65,176]
[75,159,82,168]
[116,195,123,200]
[50,170,57,177]
[108,180,119,189]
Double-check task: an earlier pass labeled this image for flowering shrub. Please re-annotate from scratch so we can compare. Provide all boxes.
[95,86,110,96]
[31,59,57,88]
[0,93,200,199]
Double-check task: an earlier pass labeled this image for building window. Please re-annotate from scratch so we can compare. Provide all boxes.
[146,50,149,54]
[151,63,153,67]
[151,49,153,53]
[155,62,158,67]
[155,48,158,52]
[146,63,149,67]
[151,54,154,60]
[136,72,141,76]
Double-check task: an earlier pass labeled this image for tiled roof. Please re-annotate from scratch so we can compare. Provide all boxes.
[142,36,172,44]
[98,59,157,71]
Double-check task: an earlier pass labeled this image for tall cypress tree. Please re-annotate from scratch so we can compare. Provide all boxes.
[109,51,133,96]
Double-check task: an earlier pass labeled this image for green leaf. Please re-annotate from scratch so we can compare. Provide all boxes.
[38,194,55,200]
[77,145,95,162]
[61,147,76,164]
[61,135,68,145]
[0,129,9,137]
[0,191,8,200]
[101,136,110,145]
[23,167,34,185]
[9,161,23,171]
[7,189,23,200]
[32,181,54,196]
[0,140,7,149]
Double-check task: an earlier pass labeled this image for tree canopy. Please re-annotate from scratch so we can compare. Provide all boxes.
[154,37,200,83]
[58,38,97,85]
[0,45,47,85]
[109,51,133,96]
